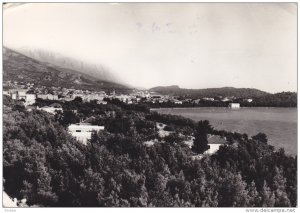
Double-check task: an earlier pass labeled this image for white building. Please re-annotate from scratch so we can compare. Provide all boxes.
[11,94,17,100]
[68,123,104,145]
[205,135,227,155]
[174,100,183,104]
[222,97,231,102]
[24,94,36,106]
[37,94,59,100]
[8,89,28,100]
[18,90,26,97]
[203,97,215,101]
[37,106,62,114]
[243,99,253,103]
[228,103,240,109]
[115,95,130,103]
[97,100,107,105]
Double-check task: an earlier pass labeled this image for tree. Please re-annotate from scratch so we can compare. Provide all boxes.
[218,173,250,207]
[272,167,291,207]
[260,181,275,207]
[73,97,83,103]
[252,133,268,144]
[191,120,211,154]
[247,181,261,207]
[164,133,183,145]
[55,110,80,127]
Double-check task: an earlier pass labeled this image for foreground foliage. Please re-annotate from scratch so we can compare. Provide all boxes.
[3,97,297,207]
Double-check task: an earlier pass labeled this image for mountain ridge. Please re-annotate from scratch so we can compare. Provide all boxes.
[17,47,120,84]
[149,85,271,99]
[3,47,130,92]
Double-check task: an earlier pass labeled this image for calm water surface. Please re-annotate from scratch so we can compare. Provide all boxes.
[152,107,297,156]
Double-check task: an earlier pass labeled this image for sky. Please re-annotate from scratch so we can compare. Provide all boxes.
[3,3,297,93]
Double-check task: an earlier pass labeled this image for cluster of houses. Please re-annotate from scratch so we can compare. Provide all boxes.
[4,81,253,109]
[3,89,36,106]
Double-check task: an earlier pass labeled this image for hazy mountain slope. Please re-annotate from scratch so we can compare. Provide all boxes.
[18,48,120,84]
[149,85,270,98]
[3,47,130,92]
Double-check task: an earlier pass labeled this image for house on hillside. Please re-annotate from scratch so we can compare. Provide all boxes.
[68,123,104,145]
[243,99,253,103]
[205,135,227,155]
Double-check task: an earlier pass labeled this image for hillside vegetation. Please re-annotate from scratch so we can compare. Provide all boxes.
[150,86,269,99]
[3,47,130,93]
[3,96,297,207]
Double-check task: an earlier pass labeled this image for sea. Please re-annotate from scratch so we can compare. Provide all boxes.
[152,107,297,156]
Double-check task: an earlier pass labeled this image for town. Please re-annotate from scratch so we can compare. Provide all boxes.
[4,80,249,108]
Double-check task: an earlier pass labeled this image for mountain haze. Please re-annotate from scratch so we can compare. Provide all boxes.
[3,47,130,92]
[17,48,121,84]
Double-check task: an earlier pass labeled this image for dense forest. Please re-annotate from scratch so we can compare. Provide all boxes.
[3,96,297,207]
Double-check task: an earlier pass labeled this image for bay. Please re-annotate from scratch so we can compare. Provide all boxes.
[152,107,297,156]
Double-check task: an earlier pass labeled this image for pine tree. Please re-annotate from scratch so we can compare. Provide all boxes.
[247,181,261,207]
[191,120,211,154]
[260,181,276,207]
[272,167,291,207]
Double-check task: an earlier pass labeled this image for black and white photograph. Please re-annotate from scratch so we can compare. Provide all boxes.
[1,2,298,209]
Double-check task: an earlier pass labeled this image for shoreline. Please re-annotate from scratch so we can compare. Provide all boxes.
[150,106,297,110]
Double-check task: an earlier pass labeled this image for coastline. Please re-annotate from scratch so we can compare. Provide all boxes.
[151,106,297,156]
[150,106,297,110]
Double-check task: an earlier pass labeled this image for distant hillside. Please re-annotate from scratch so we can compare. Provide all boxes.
[3,47,130,92]
[18,48,120,84]
[252,92,297,107]
[150,85,270,99]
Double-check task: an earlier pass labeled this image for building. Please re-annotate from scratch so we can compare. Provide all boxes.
[37,94,59,100]
[243,99,253,103]
[8,89,28,100]
[174,100,183,104]
[37,104,63,114]
[18,90,26,97]
[228,103,240,109]
[115,95,130,103]
[96,100,107,105]
[24,94,36,106]
[203,97,215,101]
[222,97,231,102]
[205,135,227,155]
[11,94,17,100]
[68,123,104,145]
